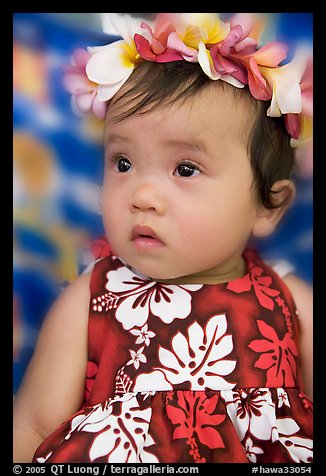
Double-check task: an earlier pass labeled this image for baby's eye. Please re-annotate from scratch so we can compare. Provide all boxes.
[174,162,201,178]
[114,157,132,173]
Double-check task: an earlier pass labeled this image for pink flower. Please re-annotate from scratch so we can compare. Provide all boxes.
[203,13,288,93]
[208,13,257,85]
[134,13,198,63]
[134,14,185,62]
[62,48,107,120]
[205,13,288,100]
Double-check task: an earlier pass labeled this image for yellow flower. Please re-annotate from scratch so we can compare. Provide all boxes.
[180,13,229,47]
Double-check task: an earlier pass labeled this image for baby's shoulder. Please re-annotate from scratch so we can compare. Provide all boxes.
[51,270,92,317]
[282,273,313,319]
[40,270,92,340]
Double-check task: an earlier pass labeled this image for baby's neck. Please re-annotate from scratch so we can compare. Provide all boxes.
[155,256,247,285]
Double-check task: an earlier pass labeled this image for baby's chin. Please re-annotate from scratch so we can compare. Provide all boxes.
[119,255,184,282]
[129,263,182,282]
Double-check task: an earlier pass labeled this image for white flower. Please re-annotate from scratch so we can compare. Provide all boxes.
[261,47,308,117]
[221,388,276,441]
[130,324,156,346]
[126,346,147,370]
[86,14,141,102]
[277,388,290,408]
[106,265,202,330]
[66,393,159,463]
[243,436,264,463]
[158,314,235,389]
[134,314,236,391]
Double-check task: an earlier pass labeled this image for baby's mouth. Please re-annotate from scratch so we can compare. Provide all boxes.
[131,225,165,250]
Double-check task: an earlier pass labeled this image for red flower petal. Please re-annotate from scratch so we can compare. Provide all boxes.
[283,333,299,356]
[134,34,157,61]
[262,287,280,298]
[166,404,187,426]
[254,288,275,310]
[285,114,301,139]
[253,353,274,370]
[247,60,271,101]
[227,273,252,293]
[195,426,225,449]
[256,320,279,342]
[248,338,275,352]
[266,365,284,387]
[202,395,219,414]
[173,425,191,440]
[257,276,272,287]
[199,413,226,426]
[251,265,264,277]
[154,49,184,63]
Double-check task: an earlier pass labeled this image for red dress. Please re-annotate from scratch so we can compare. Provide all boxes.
[33,247,313,463]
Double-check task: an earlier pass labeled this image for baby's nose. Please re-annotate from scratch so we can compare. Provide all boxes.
[129,183,166,215]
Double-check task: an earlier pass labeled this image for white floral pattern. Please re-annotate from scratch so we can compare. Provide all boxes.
[277,418,313,463]
[33,251,313,464]
[133,314,236,391]
[115,367,133,394]
[243,436,264,462]
[130,324,156,346]
[277,388,290,408]
[221,388,277,441]
[105,265,202,330]
[68,393,159,463]
[126,346,147,370]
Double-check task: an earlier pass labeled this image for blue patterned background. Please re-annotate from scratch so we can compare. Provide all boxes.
[13,13,313,393]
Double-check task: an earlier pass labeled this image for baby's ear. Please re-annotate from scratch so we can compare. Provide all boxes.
[252,179,296,238]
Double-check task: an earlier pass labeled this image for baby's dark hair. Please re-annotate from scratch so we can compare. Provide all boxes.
[108,60,295,209]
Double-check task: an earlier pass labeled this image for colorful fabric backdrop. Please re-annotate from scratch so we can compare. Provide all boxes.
[13,13,313,394]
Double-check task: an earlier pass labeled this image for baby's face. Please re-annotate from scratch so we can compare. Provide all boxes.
[102,86,260,280]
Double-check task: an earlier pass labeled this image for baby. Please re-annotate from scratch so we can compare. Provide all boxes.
[13,13,313,464]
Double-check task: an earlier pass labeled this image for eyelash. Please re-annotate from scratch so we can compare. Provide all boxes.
[175,160,203,176]
[108,152,127,164]
[107,153,203,177]
[107,152,130,170]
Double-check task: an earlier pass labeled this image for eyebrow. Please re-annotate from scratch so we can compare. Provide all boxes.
[164,139,208,155]
[105,134,209,155]
[105,133,131,147]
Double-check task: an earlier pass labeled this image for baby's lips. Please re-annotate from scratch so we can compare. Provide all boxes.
[131,224,164,244]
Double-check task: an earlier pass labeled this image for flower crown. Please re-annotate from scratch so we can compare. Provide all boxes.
[63,13,313,147]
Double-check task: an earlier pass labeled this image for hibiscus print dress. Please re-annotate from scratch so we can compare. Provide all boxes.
[33,246,313,464]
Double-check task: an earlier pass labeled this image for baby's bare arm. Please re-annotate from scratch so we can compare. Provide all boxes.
[283,274,313,401]
[13,271,91,463]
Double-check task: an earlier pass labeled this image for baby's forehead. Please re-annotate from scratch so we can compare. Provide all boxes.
[106,80,256,144]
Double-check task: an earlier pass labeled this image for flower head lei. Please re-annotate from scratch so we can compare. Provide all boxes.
[63,13,313,147]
